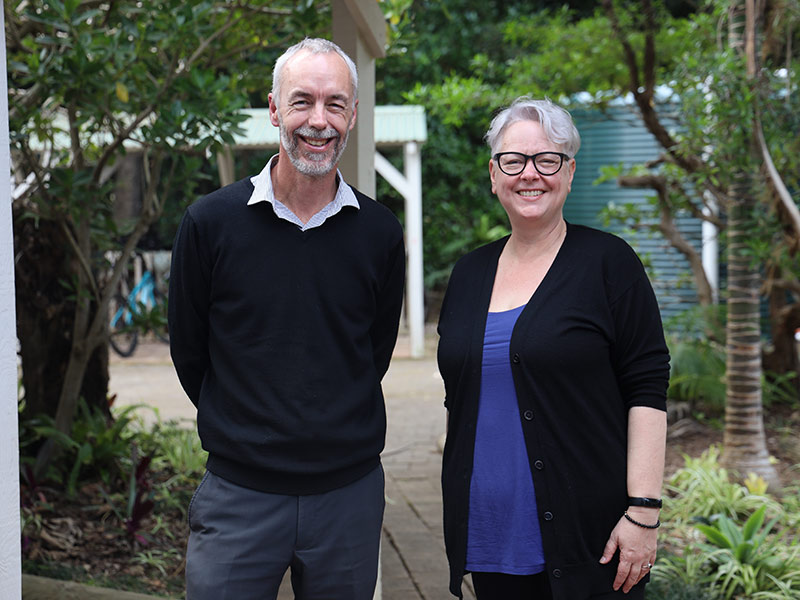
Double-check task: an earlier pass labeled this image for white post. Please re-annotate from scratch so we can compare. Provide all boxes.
[403,142,425,358]
[374,148,426,358]
[702,195,719,304]
[0,2,22,596]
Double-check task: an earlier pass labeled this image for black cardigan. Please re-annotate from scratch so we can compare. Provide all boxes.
[437,223,669,599]
[168,178,405,495]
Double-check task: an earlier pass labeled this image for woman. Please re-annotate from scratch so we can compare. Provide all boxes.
[437,97,670,600]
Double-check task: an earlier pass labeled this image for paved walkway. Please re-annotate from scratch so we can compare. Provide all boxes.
[109,332,475,600]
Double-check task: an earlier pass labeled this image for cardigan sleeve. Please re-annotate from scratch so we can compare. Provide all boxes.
[609,257,670,411]
[168,209,211,407]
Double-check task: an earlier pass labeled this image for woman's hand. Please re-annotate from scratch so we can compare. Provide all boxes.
[598,508,658,593]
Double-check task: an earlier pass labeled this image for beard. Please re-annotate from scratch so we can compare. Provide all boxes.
[278,117,351,177]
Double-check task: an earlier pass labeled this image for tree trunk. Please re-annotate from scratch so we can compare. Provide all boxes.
[14,211,110,425]
[722,174,781,490]
[720,0,781,492]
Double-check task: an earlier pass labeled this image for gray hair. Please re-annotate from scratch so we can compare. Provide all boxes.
[485,97,581,158]
[271,38,358,108]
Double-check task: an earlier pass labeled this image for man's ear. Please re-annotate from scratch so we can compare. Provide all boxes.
[268,93,280,127]
[349,99,358,131]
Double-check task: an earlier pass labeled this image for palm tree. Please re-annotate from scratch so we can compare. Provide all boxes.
[720,0,781,492]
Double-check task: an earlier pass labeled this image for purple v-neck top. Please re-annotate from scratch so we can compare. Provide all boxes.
[466,304,546,575]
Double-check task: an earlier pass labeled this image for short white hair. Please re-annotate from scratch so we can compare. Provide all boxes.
[485,97,581,157]
[271,38,358,108]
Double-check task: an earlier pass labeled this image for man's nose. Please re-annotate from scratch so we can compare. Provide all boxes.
[308,102,327,129]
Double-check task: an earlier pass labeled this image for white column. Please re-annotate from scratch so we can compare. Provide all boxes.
[374,147,425,358]
[0,2,22,596]
[404,142,425,358]
[702,195,719,304]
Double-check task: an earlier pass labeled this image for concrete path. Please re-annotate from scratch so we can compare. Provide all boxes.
[110,333,475,600]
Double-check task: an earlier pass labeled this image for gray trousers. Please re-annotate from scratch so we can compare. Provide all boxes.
[186,465,384,600]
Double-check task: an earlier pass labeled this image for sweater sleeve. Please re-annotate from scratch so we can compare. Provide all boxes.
[168,209,211,407]
[609,259,671,411]
[370,234,406,380]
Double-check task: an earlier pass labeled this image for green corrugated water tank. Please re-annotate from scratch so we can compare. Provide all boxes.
[565,106,704,323]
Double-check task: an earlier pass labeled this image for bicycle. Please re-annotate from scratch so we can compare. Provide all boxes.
[109,252,170,357]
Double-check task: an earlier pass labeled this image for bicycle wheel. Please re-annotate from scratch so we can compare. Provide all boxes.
[109,294,139,357]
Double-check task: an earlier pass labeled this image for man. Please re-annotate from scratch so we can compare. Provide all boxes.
[168,38,406,600]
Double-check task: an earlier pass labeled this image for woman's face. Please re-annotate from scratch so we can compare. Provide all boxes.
[489,120,576,229]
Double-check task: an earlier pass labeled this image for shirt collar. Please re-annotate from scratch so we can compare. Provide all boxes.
[247,155,359,229]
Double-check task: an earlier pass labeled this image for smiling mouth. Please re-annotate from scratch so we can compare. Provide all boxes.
[300,136,333,148]
[519,190,544,198]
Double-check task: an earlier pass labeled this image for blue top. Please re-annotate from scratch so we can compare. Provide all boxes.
[466,304,546,575]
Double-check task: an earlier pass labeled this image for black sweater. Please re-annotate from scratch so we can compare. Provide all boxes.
[168,178,405,495]
[437,223,670,599]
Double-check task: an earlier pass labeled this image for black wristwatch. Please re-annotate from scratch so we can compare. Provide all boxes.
[628,496,663,508]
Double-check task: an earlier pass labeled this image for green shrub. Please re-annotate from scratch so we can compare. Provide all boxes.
[21,399,141,495]
[663,446,782,524]
[133,416,207,520]
[655,450,800,599]
[695,505,800,599]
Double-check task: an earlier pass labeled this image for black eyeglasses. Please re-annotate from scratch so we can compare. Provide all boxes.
[493,151,571,176]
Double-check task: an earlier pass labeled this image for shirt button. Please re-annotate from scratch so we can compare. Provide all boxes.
[543,511,554,521]
[534,460,544,470]
[522,410,534,421]
[552,568,562,578]
[512,353,521,364]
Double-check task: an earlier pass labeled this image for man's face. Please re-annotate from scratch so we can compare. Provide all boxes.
[269,51,357,177]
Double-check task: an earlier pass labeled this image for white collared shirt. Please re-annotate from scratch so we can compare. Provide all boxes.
[247,154,360,230]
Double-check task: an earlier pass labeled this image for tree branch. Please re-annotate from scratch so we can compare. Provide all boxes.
[754,113,800,239]
[603,0,709,177]
[617,173,715,305]
[60,220,99,299]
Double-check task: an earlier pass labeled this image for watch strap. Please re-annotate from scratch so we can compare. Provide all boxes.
[628,496,662,508]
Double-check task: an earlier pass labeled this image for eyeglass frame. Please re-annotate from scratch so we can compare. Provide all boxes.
[492,151,572,177]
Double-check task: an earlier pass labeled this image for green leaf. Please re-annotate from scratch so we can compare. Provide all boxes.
[696,523,733,549]
[733,540,753,563]
[67,442,93,496]
[741,505,767,542]
[716,514,743,548]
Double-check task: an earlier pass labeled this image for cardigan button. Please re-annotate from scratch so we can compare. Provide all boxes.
[534,460,544,470]
[512,353,521,364]
[543,511,554,521]
[522,410,534,421]
[552,568,562,578]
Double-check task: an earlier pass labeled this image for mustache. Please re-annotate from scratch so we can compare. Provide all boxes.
[294,126,339,140]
